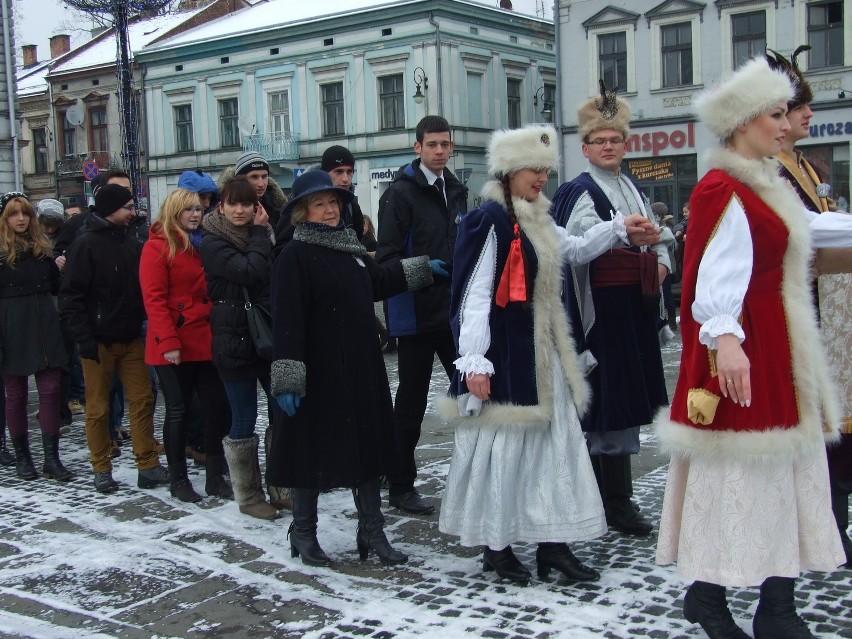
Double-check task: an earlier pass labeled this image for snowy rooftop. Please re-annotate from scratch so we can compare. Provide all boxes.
[16,60,53,97]
[49,6,206,75]
[145,0,547,52]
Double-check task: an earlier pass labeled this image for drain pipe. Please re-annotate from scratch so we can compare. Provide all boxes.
[553,0,565,181]
[428,12,443,115]
[2,0,21,190]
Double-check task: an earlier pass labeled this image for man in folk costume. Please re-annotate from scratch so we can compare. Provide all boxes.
[768,46,852,567]
[550,84,670,536]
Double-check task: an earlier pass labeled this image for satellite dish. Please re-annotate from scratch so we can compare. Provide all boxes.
[238,117,255,136]
[65,104,84,127]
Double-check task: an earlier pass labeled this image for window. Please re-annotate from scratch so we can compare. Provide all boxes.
[808,1,844,68]
[507,78,521,128]
[599,32,627,92]
[731,11,766,69]
[174,104,193,153]
[32,128,48,174]
[661,22,693,87]
[268,91,290,134]
[218,98,239,149]
[542,83,556,122]
[60,112,75,157]
[321,82,345,137]
[88,106,108,151]
[378,74,404,130]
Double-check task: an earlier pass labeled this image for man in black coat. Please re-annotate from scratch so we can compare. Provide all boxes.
[59,184,168,494]
[376,115,468,515]
[320,144,364,242]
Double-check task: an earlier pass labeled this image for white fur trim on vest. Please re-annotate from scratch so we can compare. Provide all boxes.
[438,181,590,430]
[656,147,841,463]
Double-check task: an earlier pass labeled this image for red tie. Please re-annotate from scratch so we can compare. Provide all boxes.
[495,223,527,308]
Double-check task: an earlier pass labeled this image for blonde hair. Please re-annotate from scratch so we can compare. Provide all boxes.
[0,197,53,265]
[290,191,342,225]
[151,188,201,260]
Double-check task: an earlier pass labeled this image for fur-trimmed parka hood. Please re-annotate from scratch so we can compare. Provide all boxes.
[217,165,288,216]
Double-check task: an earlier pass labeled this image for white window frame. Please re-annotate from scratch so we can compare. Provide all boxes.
[720,2,776,76]
[310,63,348,138]
[173,102,194,153]
[259,74,294,135]
[587,27,636,95]
[208,80,243,149]
[367,54,407,132]
[796,0,852,70]
[649,15,702,90]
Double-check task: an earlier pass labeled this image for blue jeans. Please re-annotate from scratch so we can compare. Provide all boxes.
[222,377,271,440]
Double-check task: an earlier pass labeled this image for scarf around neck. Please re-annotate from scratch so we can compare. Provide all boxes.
[293,222,367,256]
[202,210,273,252]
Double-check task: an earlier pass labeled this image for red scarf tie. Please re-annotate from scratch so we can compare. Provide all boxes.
[495,223,527,308]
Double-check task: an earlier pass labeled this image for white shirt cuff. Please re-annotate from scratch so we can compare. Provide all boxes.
[454,353,495,377]
[698,315,745,349]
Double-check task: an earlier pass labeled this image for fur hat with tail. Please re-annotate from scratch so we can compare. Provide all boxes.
[487,124,559,179]
[696,56,793,142]
[577,79,631,141]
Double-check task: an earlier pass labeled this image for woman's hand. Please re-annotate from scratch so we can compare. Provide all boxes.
[624,214,660,246]
[715,334,751,406]
[466,372,491,401]
[163,349,181,365]
[253,203,269,227]
[55,255,66,270]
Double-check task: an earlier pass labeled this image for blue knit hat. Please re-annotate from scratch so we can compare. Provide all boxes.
[177,170,218,194]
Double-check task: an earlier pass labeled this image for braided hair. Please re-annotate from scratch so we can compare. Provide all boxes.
[500,176,517,226]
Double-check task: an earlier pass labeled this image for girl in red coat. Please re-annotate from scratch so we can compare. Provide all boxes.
[140,188,231,502]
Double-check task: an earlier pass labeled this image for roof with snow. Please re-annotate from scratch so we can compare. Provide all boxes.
[144,0,547,53]
[17,60,54,98]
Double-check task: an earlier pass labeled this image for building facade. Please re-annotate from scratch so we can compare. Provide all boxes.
[557,0,852,219]
[137,0,556,219]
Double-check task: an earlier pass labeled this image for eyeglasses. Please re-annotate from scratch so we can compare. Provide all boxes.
[586,137,625,147]
[183,206,205,213]
[121,205,136,212]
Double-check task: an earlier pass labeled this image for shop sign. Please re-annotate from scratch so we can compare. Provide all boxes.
[625,122,695,157]
[809,120,852,138]
[370,168,400,181]
[627,158,675,181]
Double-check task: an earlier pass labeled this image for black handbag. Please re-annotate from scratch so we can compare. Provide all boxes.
[242,286,274,361]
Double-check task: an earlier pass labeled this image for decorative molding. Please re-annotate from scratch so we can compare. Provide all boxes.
[582,6,641,36]
[663,95,692,107]
[714,0,777,19]
[809,78,841,91]
[645,0,706,25]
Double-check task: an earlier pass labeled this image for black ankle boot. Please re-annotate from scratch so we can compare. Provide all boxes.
[41,433,72,481]
[753,577,815,639]
[536,542,600,582]
[289,488,331,566]
[11,436,37,480]
[168,465,202,503]
[353,478,407,565]
[0,429,15,466]
[682,581,751,638]
[482,546,531,584]
[204,454,234,500]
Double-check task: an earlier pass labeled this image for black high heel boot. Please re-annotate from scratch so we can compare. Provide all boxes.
[753,577,815,639]
[11,435,37,480]
[288,488,331,567]
[41,433,72,481]
[0,428,14,466]
[353,478,407,565]
[482,546,531,584]
[536,542,600,582]
[682,581,751,639]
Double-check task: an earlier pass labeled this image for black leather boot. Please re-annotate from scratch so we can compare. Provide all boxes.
[168,463,202,503]
[0,428,14,466]
[536,542,600,582]
[288,488,331,566]
[753,577,815,639]
[831,491,851,568]
[205,454,234,500]
[353,478,407,565]
[596,454,653,535]
[482,546,531,584]
[682,581,751,638]
[11,435,37,480]
[41,433,72,481]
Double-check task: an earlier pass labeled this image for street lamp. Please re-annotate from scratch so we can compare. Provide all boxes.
[838,88,852,99]
[413,66,428,105]
[533,86,552,122]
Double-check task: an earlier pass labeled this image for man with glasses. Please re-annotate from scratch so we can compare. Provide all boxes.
[550,88,669,536]
[60,184,168,494]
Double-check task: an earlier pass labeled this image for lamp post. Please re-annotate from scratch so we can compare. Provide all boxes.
[412,66,428,105]
[533,86,552,123]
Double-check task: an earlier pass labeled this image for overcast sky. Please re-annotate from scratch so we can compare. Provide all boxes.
[16,0,552,63]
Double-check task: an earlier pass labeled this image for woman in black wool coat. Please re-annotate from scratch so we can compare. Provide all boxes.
[268,170,438,567]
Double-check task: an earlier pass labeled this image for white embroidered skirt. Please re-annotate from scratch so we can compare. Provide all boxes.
[439,361,607,549]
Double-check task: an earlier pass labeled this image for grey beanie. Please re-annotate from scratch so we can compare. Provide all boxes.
[235,151,270,176]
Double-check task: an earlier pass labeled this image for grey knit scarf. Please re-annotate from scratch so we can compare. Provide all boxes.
[202,210,273,252]
[293,222,367,256]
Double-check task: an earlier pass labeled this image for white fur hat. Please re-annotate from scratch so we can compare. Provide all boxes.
[487,125,559,178]
[696,57,793,141]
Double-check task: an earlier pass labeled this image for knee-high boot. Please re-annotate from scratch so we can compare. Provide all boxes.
[41,433,72,481]
[264,425,292,510]
[832,490,851,568]
[682,581,751,638]
[596,453,653,535]
[288,488,331,566]
[11,435,37,480]
[353,477,407,565]
[0,428,15,466]
[753,577,815,639]
[222,435,278,520]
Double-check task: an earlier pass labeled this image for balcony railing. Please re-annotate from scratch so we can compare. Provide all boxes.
[242,132,300,162]
[55,152,124,177]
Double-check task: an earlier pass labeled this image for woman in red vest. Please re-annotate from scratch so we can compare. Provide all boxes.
[655,57,846,639]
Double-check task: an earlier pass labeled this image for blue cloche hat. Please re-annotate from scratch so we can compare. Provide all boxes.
[282,170,354,218]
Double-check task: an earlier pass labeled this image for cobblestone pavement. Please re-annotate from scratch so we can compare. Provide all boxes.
[0,337,850,639]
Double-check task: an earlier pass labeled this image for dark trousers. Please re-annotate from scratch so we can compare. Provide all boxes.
[154,362,231,466]
[388,328,455,495]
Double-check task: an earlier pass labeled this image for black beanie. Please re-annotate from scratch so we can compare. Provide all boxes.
[95,184,133,217]
[321,145,355,172]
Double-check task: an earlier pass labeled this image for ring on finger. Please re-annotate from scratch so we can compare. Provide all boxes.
[726,378,734,385]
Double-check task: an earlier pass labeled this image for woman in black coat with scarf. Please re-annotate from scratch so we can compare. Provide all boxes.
[268,170,436,567]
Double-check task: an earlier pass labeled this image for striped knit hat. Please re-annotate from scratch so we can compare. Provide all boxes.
[235,152,270,176]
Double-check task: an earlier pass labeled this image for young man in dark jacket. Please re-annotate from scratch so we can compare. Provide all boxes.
[59,184,168,494]
[376,115,467,515]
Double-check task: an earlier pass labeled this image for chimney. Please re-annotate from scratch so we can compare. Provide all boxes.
[50,34,71,58]
[22,44,38,68]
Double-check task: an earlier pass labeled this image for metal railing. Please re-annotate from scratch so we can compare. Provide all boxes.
[242,132,300,161]
[55,152,124,177]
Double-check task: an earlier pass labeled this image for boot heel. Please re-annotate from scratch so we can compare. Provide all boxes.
[290,542,300,559]
[357,541,368,561]
[537,562,551,581]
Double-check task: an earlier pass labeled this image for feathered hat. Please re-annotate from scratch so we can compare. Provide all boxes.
[487,124,559,179]
[765,45,813,108]
[577,80,631,141]
[695,56,793,141]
